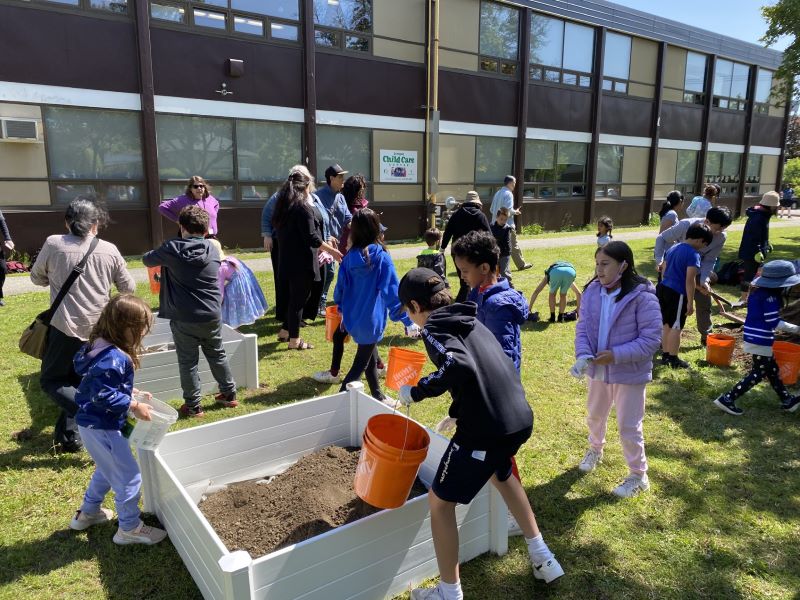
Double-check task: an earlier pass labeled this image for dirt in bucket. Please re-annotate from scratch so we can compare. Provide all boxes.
[199,445,428,558]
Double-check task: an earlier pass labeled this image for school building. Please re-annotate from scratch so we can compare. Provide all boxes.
[0,0,789,253]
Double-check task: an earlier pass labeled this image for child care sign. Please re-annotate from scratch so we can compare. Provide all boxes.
[379,150,418,183]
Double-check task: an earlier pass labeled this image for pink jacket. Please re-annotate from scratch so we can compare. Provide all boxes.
[575,280,662,385]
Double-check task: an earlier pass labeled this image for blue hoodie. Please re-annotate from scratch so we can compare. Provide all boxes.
[334,244,413,344]
[467,278,528,371]
[74,339,135,430]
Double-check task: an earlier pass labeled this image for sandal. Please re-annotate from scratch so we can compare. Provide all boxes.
[277,330,290,342]
[288,339,314,350]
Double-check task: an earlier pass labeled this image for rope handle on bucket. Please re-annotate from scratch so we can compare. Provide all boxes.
[385,333,412,462]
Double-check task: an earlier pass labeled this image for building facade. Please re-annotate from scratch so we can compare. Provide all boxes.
[0,0,788,253]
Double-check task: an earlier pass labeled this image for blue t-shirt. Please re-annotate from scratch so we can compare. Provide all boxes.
[662,242,701,296]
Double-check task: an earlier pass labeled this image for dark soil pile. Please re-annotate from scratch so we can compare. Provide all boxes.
[199,445,427,558]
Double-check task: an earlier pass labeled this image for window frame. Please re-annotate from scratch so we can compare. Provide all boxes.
[529,14,594,89]
[712,58,750,112]
[754,68,774,115]
[477,0,520,78]
[2,0,132,17]
[704,150,742,197]
[522,139,588,201]
[600,31,654,98]
[312,0,373,55]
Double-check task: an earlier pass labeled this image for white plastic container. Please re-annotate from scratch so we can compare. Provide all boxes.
[129,395,178,451]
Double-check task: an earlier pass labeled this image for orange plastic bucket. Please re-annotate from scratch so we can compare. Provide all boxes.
[147,266,161,294]
[354,413,430,509]
[705,333,735,367]
[773,341,800,384]
[324,306,350,342]
[385,347,427,391]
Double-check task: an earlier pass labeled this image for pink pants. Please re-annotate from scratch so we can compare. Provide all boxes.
[587,378,648,476]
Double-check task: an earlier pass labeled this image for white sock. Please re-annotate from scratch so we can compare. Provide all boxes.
[439,580,463,600]
[526,533,554,565]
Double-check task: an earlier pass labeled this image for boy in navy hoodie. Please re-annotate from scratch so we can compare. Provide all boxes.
[142,206,237,418]
[397,268,563,600]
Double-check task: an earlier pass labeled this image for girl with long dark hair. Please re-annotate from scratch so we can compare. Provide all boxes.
[658,190,684,233]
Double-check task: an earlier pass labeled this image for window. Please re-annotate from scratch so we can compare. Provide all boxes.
[475,137,514,184]
[705,151,741,196]
[754,69,774,114]
[683,52,707,104]
[655,149,697,198]
[523,140,587,199]
[236,120,302,199]
[745,154,762,194]
[26,0,129,14]
[316,126,371,184]
[713,58,750,110]
[602,32,631,94]
[530,14,594,88]
[44,107,145,205]
[596,144,623,197]
[313,0,372,53]
[150,0,299,43]
[478,1,519,76]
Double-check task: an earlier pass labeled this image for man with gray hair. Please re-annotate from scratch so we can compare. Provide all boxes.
[490,176,532,271]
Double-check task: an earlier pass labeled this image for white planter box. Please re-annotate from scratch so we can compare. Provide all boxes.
[135,318,259,400]
[139,383,509,600]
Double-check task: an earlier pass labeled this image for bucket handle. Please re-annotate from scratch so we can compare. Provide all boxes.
[385,334,413,462]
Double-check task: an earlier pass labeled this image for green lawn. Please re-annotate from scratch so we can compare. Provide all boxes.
[2,227,799,599]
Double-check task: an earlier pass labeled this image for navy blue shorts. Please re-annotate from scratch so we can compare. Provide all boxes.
[431,427,532,505]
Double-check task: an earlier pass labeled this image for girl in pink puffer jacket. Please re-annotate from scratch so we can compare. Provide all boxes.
[571,241,662,499]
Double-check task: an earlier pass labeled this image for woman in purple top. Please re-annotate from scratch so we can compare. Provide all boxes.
[158,176,220,237]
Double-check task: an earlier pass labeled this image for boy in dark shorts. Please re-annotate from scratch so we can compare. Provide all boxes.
[397,268,563,600]
[656,223,713,369]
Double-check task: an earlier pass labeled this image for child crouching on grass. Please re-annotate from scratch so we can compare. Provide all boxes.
[69,294,168,545]
[397,268,563,600]
[528,261,582,323]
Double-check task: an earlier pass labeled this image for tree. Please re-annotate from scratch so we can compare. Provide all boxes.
[787,115,800,160]
[784,156,800,187]
[761,0,800,103]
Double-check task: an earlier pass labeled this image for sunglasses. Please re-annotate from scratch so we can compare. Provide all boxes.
[192,184,206,189]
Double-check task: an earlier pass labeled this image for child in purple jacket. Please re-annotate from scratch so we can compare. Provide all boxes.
[571,241,661,498]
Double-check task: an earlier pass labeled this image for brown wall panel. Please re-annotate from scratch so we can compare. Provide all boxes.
[750,114,784,148]
[528,85,592,132]
[659,103,704,141]
[600,95,653,137]
[151,29,304,108]
[438,71,518,126]
[375,203,426,240]
[708,110,747,145]
[0,6,139,93]
[316,53,425,119]
[516,199,589,230]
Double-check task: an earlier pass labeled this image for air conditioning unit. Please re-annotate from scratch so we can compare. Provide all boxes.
[0,118,40,142]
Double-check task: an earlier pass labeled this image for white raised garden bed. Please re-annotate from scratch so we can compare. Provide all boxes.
[135,317,259,400]
[139,383,509,600]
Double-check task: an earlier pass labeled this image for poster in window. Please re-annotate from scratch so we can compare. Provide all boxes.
[379,150,417,183]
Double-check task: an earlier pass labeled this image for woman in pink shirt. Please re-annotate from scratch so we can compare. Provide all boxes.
[158,176,220,237]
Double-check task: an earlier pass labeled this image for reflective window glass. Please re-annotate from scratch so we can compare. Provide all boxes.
[563,22,593,73]
[530,14,562,68]
[755,69,773,104]
[90,0,128,13]
[721,152,741,177]
[684,52,706,92]
[155,114,234,180]
[151,2,185,21]
[746,155,762,180]
[556,142,587,182]
[241,184,279,203]
[316,126,370,181]
[45,107,143,180]
[480,1,519,60]
[603,32,631,80]
[713,59,733,97]
[524,140,554,182]
[705,152,721,177]
[346,35,369,51]
[676,150,697,184]
[730,63,750,99]
[45,0,79,5]
[195,0,226,7]
[236,121,301,182]
[475,137,514,183]
[231,0,299,20]
[315,29,339,47]
[271,22,299,40]
[234,16,264,36]
[313,0,372,33]
[597,145,622,183]
[194,8,226,29]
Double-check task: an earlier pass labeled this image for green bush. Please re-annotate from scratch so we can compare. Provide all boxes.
[520,222,544,235]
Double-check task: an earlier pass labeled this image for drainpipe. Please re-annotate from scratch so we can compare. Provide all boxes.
[425,0,440,229]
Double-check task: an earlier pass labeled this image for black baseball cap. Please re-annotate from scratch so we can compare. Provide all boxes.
[399,268,447,306]
[324,164,348,180]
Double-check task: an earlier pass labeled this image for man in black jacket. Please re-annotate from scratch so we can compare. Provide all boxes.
[397,268,564,599]
[735,191,779,306]
[440,191,491,302]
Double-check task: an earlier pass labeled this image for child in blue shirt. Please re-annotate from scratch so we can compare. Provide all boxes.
[714,260,800,415]
[656,223,713,369]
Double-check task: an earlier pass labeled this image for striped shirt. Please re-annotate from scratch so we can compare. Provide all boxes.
[742,287,782,348]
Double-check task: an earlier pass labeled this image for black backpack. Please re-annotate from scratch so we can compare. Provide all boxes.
[716,260,743,286]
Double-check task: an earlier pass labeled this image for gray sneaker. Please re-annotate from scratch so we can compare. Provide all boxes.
[612,474,650,498]
[578,448,603,473]
[410,585,445,600]
[113,520,168,545]
[70,507,113,531]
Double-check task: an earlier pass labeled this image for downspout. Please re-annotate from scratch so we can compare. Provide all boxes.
[425,0,440,229]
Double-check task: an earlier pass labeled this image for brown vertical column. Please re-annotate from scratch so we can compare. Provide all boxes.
[775,89,792,192]
[737,66,758,216]
[513,8,531,211]
[696,54,716,196]
[302,0,317,178]
[644,41,667,223]
[134,0,163,247]
[585,27,606,225]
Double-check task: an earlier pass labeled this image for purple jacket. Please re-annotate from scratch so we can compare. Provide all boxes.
[158,194,220,235]
[575,280,662,385]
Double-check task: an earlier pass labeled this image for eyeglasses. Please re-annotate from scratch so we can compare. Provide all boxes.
[192,184,206,189]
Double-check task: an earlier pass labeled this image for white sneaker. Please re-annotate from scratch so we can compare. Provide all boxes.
[312,370,342,384]
[532,556,565,583]
[507,511,523,537]
[376,365,387,379]
[578,448,603,473]
[70,507,113,531]
[612,473,650,498]
[410,585,445,600]
[113,520,168,545]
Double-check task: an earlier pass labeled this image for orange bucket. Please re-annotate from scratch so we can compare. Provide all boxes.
[147,266,161,294]
[324,306,350,342]
[385,347,427,391]
[354,413,430,509]
[773,341,800,385]
[705,333,735,367]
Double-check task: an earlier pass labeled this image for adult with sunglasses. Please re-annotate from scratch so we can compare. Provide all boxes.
[159,176,220,237]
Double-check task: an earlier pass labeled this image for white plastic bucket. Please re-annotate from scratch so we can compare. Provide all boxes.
[128,395,178,451]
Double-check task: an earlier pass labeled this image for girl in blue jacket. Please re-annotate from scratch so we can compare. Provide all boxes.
[332,209,417,402]
[70,294,168,545]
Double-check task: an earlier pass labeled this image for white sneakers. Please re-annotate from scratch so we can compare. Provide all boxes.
[612,474,650,498]
[312,370,342,384]
[532,557,565,583]
[69,507,113,531]
[410,586,446,600]
[578,448,603,473]
[113,520,168,545]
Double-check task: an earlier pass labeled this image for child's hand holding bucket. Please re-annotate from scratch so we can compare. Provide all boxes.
[132,399,152,421]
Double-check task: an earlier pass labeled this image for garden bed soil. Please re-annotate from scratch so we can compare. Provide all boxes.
[199,446,427,558]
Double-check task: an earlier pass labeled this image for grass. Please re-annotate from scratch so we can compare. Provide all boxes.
[2,227,800,599]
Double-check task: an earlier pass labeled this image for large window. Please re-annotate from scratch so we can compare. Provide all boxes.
[713,59,750,111]
[754,69,774,114]
[596,144,623,196]
[705,151,741,196]
[479,1,519,76]
[523,140,587,199]
[530,14,594,88]
[655,148,698,198]
[683,52,707,104]
[313,0,372,53]
[45,107,145,205]
[602,32,631,94]
[18,0,128,14]
[150,0,299,43]
[316,125,371,184]
[745,154,762,195]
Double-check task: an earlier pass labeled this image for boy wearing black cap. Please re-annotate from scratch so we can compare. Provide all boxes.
[397,268,563,599]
